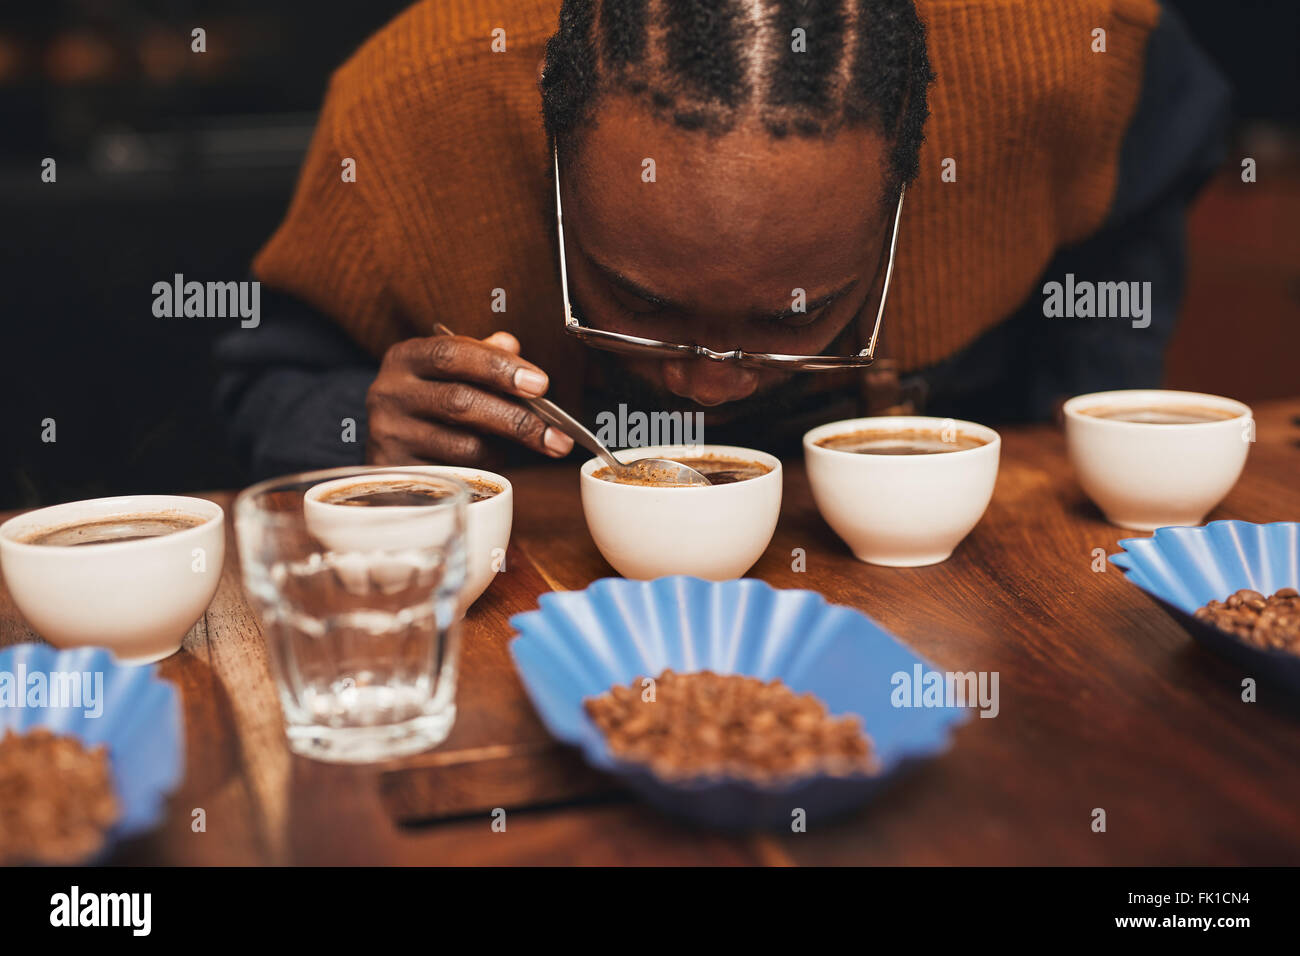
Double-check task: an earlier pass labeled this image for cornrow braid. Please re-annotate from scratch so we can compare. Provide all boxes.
[599,0,648,69]
[661,0,749,108]
[541,0,599,143]
[767,0,846,115]
[849,0,929,181]
[540,0,935,187]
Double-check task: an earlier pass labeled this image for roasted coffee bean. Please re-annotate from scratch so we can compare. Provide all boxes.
[0,728,119,865]
[583,669,876,783]
[1195,588,1300,655]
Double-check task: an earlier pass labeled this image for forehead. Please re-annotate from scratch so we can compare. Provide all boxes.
[564,98,893,301]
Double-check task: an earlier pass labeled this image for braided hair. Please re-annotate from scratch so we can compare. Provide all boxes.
[541,0,935,187]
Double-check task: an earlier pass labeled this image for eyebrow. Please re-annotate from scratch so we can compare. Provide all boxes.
[585,254,860,322]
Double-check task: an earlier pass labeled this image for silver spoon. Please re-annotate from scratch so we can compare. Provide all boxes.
[430,324,712,487]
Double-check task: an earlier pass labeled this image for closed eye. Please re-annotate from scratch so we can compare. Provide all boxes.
[767,281,861,331]
[770,307,825,330]
[608,282,666,316]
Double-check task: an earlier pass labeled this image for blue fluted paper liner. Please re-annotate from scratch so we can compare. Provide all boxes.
[510,577,968,828]
[1110,521,1300,693]
[0,643,184,858]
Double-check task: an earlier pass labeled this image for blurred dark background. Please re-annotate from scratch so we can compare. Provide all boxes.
[1,0,1297,510]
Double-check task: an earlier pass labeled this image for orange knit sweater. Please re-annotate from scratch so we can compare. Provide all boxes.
[253,0,1160,406]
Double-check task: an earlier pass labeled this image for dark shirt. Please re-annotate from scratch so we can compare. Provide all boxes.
[215,4,1229,478]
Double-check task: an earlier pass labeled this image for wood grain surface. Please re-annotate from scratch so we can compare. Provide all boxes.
[2,400,1299,866]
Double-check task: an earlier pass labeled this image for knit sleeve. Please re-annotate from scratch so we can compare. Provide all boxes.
[251,78,401,359]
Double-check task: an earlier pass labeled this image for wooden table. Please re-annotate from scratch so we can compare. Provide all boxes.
[3,400,1300,866]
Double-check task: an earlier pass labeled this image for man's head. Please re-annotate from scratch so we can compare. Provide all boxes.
[540,0,933,408]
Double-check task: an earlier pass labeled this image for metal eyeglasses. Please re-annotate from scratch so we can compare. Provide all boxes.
[552,144,904,370]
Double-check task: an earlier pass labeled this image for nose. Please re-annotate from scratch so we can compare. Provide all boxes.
[661,359,760,406]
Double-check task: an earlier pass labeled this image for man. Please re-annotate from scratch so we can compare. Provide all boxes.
[217,0,1228,476]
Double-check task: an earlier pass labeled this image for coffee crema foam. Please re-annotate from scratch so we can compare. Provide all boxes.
[593,455,771,487]
[320,478,500,506]
[21,512,207,547]
[816,429,987,456]
[1078,404,1239,424]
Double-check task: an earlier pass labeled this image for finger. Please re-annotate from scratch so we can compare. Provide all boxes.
[372,415,494,467]
[409,379,575,457]
[483,331,520,354]
[397,335,548,397]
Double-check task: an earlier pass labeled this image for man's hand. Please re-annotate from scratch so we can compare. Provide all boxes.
[365,331,575,466]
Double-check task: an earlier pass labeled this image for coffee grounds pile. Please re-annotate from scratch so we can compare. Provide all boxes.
[584,670,876,783]
[1195,587,1300,654]
[0,728,120,865]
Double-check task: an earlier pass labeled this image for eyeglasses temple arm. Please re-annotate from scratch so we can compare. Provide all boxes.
[553,146,575,328]
[864,183,904,360]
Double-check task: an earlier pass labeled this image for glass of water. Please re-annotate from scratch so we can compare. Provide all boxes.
[234,467,468,763]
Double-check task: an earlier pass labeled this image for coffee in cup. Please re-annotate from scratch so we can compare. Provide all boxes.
[1078,404,1239,425]
[1063,389,1252,531]
[20,512,208,547]
[460,477,503,502]
[580,444,783,579]
[0,494,225,662]
[320,477,500,506]
[387,466,513,615]
[804,416,1001,567]
[814,428,988,456]
[593,455,771,486]
[304,467,511,617]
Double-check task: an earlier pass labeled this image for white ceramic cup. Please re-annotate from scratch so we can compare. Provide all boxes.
[804,416,1001,567]
[579,444,782,580]
[303,468,511,614]
[0,495,225,662]
[403,466,512,613]
[1063,388,1253,531]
